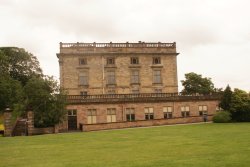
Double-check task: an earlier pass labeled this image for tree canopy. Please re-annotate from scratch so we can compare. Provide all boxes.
[0,47,66,127]
[181,72,215,95]
[219,86,250,122]
[0,47,42,85]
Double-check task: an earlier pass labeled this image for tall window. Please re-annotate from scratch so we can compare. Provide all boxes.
[199,105,208,116]
[131,57,139,64]
[126,108,135,121]
[144,107,154,120]
[163,106,173,119]
[131,70,140,84]
[153,70,162,83]
[107,108,116,122]
[106,71,116,85]
[107,57,115,65]
[79,72,88,86]
[181,106,190,117]
[79,58,87,65]
[87,109,97,124]
[153,57,161,64]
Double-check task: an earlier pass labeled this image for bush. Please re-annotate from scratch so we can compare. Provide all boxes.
[213,111,231,123]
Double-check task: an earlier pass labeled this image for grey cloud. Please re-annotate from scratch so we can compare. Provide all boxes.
[1,0,250,90]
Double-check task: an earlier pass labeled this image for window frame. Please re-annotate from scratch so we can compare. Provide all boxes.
[79,72,89,86]
[152,57,161,64]
[68,109,77,116]
[198,105,208,116]
[153,70,162,84]
[79,58,87,65]
[107,108,117,123]
[87,109,97,124]
[125,108,135,121]
[106,57,115,65]
[130,57,139,64]
[144,107,154,120]
[181,106,190,117]
[106,70,116,85]
[131,70,140,84]
[163,106,173,119]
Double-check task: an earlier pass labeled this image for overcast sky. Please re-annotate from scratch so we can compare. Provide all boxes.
[1,0,250,91]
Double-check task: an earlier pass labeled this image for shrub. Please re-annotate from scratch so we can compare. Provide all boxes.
[213,111,231,123]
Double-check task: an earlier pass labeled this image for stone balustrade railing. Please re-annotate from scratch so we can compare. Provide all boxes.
[67,93,221,104]
[60,42,176,48]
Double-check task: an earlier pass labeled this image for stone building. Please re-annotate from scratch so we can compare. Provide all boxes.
[57,42,220,132]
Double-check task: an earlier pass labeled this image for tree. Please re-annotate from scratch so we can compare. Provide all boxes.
[181,72,215,95]
[24,76,67,127]
[219,85,233,110]
[0,76,24,113]
[0,47,67,127]
[0,47,42,85]
[230,89,250,122]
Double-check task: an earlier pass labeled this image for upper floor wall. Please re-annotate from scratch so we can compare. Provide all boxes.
[57,42,179,95]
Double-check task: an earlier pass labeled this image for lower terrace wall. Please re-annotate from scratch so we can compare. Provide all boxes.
[82,115,212,132]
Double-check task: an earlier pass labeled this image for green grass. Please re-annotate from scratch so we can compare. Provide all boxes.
[1,123,250,167]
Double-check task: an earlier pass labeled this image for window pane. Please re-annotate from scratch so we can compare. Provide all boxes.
[199,106,203,111]
[131,57,139,64]
[112,115,116,122]
[149,108,153,113]
[181,112,185,117]
[87,116,91,124]
[131,70,139,83]
[169,113,173,118]
[153,57,161,64]
[168,107,172,112]
[92,116,97,124]
[79,74,88,85]
[131,114,135,121]
[150,114,154,119]
[126,114,130,121]
[153,70,161,83]
[203,106,207,111]
[79,58,87,65]
[107,115,111,122]
[107,71,115,84]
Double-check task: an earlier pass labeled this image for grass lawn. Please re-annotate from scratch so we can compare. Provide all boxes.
[1,123,250,167]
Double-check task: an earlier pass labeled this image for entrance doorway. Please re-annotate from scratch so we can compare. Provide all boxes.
[68,109,77,131]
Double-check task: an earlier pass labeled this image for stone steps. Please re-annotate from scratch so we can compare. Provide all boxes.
[12,119,27,136]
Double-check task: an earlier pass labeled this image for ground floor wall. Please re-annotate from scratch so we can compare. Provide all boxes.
[58,100,220,132]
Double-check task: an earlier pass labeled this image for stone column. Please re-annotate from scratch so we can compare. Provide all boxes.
[27,111,34,136]
[3,108,12,137]
[54,124,59,134]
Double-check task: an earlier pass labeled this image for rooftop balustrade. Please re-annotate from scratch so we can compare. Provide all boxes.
[60,42,176,48]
